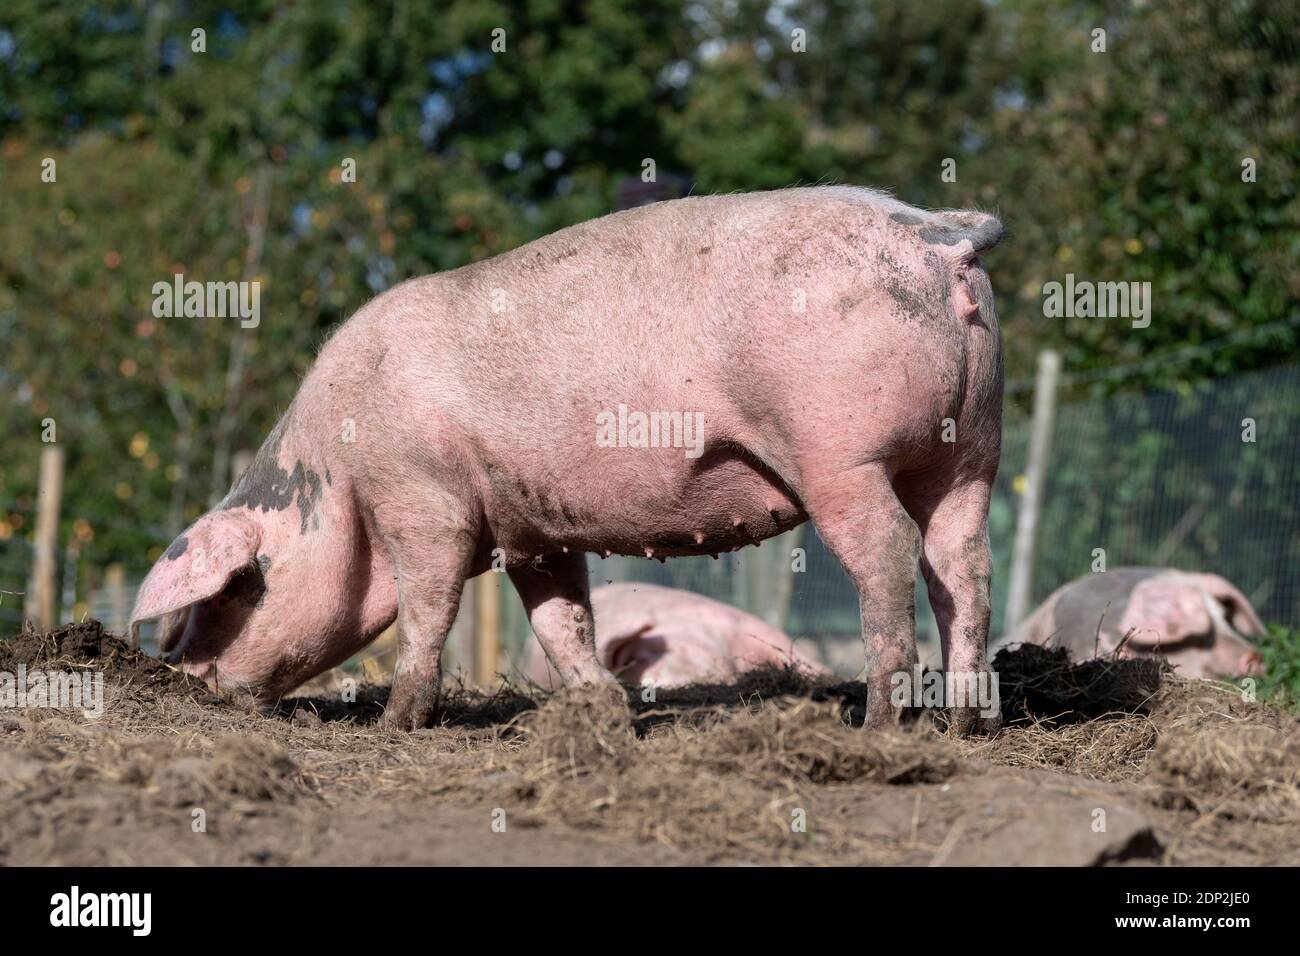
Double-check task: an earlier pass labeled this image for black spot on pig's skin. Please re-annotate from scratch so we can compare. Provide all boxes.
[891,211,1004,251]
[221,421,323,534]
[891,216,963,246]
[885,277,929,321]
[918,224,964,245]
[164,535,189,560]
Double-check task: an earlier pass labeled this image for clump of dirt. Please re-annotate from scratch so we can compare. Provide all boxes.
[993,642,1167,724]
[514,684,636,775]
[0,619,215,701]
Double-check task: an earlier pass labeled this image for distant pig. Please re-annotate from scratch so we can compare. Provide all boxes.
[522,582,825,689]
[129,186,1005,732]
[1009,568,1265,679]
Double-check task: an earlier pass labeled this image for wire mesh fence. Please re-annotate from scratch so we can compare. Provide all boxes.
[0,532,31,631]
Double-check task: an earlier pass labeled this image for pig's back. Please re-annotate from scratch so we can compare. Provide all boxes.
[359,187,980,420]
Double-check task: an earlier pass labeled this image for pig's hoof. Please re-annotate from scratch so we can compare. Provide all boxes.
[862,697,902,732]
[586,678,633,715]
[945,706,1001,738]
[378,693,439,732]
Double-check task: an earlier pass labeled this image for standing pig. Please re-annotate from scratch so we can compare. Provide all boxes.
[1008,568,1265,679]
[129,186,1005,732]
[522,582,826,689]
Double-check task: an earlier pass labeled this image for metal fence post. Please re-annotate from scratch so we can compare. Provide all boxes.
[1005,349,1061,634]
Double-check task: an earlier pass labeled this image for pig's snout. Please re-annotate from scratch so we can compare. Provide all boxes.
[163,632,277,708]
[1211,644,1264,679]
[1239,650,1264,676]
[171,654,274,711]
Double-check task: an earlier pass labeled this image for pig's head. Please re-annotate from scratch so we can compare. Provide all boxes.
[609,629,742,687]
[1116,573,1265,680]
[129,501,383,707]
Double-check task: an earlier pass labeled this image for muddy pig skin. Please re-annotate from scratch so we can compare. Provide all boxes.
[130,186,1005,732]
[523,582,826,689]
[1007,568,1265,679]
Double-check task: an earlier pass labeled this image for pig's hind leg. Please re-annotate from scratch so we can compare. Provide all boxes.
[801,462,921,730]
[509,552,626,703]
[902,476,1000,736]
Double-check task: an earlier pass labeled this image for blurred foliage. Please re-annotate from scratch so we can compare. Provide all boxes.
[0,0,1296,603]
[1255,625,1300,712]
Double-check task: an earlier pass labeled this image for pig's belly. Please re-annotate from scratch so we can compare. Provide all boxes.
[487,451,808,561]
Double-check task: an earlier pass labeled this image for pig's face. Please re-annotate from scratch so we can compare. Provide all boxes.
[1117,576,1264,680]
[130,510,349,705]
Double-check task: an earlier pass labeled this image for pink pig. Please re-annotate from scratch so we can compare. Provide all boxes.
[1009,568,1266,679]
[129,186,1005,732]
[522,582,826,688]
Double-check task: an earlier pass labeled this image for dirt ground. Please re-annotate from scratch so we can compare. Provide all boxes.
[1,620,1296,866]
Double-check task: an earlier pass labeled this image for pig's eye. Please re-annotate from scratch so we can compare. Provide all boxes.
[220,563,268,610]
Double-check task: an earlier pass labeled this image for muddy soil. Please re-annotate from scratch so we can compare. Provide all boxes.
[0,621,1295,866]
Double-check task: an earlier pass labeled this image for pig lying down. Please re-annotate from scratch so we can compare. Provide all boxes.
[522,582,825,689]
[129,186,1005,733]
[1008,568,1265,679]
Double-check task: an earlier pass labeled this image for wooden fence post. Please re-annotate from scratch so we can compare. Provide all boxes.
[473,572,502,688]
[26,446,65,631]
[105,563,129,636]
[1005,350,1061,634]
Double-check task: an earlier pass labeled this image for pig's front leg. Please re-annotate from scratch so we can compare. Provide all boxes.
[805,464,921,730]
[508,552,625,705]
[380,556,471,731]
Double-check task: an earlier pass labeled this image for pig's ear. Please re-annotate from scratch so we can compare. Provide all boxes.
[1194,574,1266,637]
[155,607,192,654]
[130,511,261,632]
[604,624,660,677]
[1121,577,1212,648]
